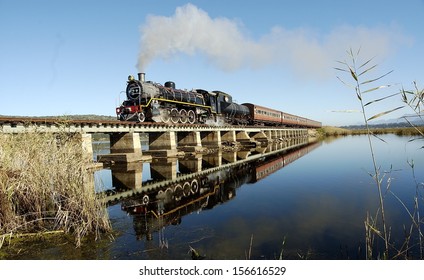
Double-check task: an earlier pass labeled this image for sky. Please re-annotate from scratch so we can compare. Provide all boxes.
[1,0,423,126]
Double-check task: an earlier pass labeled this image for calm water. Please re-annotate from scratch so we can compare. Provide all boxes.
[2,134,423,259]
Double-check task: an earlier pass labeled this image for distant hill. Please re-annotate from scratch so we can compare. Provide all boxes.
[342,115,423,130]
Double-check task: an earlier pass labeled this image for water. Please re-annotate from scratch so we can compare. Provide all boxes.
[2,134,423,259]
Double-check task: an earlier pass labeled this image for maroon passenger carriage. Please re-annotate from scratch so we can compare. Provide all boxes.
[242,103,321,128]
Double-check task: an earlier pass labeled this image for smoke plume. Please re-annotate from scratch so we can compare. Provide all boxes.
[137,4,406,79]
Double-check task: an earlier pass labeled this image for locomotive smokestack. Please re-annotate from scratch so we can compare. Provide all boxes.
[138,72,145,82]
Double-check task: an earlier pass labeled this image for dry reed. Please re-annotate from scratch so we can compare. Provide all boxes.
[336,48,424,259]
[0,132,111,247]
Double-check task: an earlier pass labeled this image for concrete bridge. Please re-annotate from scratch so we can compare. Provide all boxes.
[0,117,311,162]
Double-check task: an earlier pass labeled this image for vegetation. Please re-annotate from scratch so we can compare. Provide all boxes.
[318,126,424,137]
[317,126,351,137]
[0,132,111,248]
[335,48,424,259]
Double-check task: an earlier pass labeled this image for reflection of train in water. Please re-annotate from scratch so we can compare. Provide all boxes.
[121,164,252,241]
[121,164,251,216]
[252,141,321,182]
[115,141,321,241]
[116,72,321,128]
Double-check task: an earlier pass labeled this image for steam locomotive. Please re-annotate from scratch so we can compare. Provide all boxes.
[116,73,321,128]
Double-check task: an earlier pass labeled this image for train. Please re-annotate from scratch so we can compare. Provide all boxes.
[116,73,321,128]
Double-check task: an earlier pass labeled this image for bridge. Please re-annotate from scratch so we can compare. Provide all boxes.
[0,117,313,163]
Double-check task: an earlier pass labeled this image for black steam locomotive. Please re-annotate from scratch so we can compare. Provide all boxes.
[116,73,321,128]
[116,72,249,125]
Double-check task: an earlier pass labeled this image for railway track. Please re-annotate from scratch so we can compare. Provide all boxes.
[0,116,306,130]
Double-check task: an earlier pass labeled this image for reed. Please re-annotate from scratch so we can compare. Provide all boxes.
[401,81,424,137]
[336,48,424,259]
[0,132,111,248]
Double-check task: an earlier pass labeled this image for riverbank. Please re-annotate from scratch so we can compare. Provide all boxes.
[318,126,424,137]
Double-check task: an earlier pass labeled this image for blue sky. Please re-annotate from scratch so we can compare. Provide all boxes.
[1,0,423,126]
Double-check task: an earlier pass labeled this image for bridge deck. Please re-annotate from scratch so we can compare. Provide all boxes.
[0,117,313,162]
[0,116,310,134]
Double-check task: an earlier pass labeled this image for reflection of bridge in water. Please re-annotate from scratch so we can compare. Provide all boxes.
[101,138,321,242]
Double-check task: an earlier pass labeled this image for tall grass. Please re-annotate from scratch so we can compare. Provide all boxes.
[401,81,424,138]
[319,126,424,137]
[0,132,111,248]
[336,48,424,259]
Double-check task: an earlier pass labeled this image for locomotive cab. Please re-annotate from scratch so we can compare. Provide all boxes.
[196,89,217,113]
[208,93,218,113]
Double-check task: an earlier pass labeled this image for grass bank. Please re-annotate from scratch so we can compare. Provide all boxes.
[0,133,111,248]
[318,126,424,137]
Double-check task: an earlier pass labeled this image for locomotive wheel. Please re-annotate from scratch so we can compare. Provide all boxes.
[174,184,183,201]
[183,182,191,197]
[187,110,196,124]
[161,108,170,123]
[170,108,179,124]
[142,194,149,205]
[191,179,199,194]
[137,112,145,122]
[179,109,188,123]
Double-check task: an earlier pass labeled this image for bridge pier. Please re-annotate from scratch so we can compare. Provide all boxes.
[221,130,236,143]
[237,150,251,159]
[110,163,143,190]
[202,152,222,168]
[178,155,203,173]
[150,158,178,180]
[249,131,269,144]
[200,131,222,148]
[98,132,148,163]
[236,130,252,143]
[177,131,203,152]
[145,131,178,157]
[110,132,141,153]
[222,151,237,163]
[81,133,94,160]
[255,146,268,154]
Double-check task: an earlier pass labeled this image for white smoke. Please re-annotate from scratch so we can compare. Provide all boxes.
[137,3,407,79]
